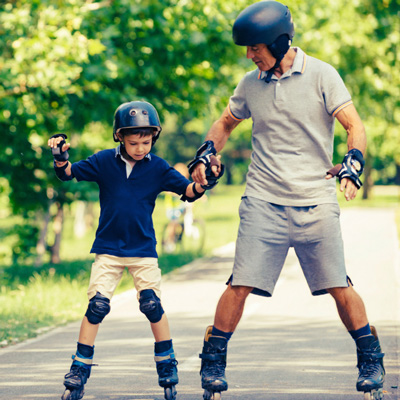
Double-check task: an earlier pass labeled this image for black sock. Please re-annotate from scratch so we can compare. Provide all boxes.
[77,342,94,358]
[155,339,173,354]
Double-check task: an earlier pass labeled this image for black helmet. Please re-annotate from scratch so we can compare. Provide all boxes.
[232,1,294,60]
[113,101,162,144]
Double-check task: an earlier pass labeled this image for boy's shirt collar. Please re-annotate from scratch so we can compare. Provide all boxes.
[115,145,152,161]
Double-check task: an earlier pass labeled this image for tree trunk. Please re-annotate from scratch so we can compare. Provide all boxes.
[362,157,373,200]
[74,201,87,238]
[50,202,64,264]
[34,202,52,267]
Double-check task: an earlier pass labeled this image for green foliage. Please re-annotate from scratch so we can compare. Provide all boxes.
[289,0,400,183]
[0,0,398,263]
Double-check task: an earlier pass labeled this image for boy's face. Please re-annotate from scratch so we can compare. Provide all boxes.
[117,132,153,161]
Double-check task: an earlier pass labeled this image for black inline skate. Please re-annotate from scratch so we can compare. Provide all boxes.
[199,326,228,400]
[155,352,179,400]
[356,326,385,400]
[61,353,93,400]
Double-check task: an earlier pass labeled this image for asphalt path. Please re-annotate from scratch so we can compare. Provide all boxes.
[0,207,399,400]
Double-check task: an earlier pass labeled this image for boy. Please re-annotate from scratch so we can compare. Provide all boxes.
[48,100,223,400]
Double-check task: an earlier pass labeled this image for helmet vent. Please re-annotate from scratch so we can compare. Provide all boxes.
[129,109,137,116]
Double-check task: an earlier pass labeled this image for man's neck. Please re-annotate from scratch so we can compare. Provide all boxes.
[274,47,297,78]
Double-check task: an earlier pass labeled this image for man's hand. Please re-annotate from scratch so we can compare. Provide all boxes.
[326,163,358,201]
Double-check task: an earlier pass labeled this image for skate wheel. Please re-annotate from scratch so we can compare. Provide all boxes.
[164,385,177,400]
[61,389,72,400]
[203,390,221,400]
[363,389,384,400]
[61,388,84,400]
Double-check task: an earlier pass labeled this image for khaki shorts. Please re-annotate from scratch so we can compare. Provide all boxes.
[87,254,161,300]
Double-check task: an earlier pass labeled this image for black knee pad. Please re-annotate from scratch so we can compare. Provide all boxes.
[139,289,164,323]
[85,292,111,324]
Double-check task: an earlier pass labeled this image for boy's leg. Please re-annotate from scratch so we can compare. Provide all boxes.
[62,334,95,399]
[78,317,100,346]
[62,255,122,399]
[128,257,178,398]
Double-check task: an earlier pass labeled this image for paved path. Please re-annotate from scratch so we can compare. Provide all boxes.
[0,208,399,400]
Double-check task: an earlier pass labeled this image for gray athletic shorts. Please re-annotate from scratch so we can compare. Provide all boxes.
[230,196,349,297]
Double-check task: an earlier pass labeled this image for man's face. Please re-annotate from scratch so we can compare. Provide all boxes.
[246,44,276,71]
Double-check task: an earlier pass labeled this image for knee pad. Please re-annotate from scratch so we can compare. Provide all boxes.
[85,292,111,324]
[139,289,164,323]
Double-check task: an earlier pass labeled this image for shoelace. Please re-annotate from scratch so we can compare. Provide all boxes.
[157,360,178,378]
[204,358,226,377]
[360,361,382,378]
[66,365,90,386]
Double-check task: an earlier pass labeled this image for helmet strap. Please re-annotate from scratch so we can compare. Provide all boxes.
[264,58,282,83]
[264,35,292,83]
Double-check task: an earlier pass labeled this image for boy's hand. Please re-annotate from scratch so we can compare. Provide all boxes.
[201,155,224,190]
[48,134,70,164]
[191,155,222,186]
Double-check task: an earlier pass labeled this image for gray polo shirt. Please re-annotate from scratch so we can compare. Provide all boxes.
[229,47,353,206]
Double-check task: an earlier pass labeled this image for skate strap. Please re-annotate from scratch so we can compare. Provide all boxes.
[359,352,385,362]
[199,352,226,362]
[154,353,175,363]
[72,354,93,366]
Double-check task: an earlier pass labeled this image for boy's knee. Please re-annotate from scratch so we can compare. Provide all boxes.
[85,292,111,324]
[139,289,164,323]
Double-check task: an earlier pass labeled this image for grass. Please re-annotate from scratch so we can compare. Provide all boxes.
[0,184,398,347]
[0,185,243,347]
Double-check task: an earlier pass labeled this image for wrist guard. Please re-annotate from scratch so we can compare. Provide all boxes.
[201,156,225,190]
[187,140,217,175]
[181,183,205,203]
[54,160,73,181]
[50,133,69,162]
[330,148,365,189]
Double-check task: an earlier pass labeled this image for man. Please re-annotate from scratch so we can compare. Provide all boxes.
[188,1,385,399]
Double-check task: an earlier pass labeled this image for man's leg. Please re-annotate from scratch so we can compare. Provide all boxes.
[213,283,254,333]
[327,285,368,331]
[200,284,253,396]
[328,285,385,394]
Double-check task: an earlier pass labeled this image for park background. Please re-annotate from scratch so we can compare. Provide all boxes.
[0,0,399,347]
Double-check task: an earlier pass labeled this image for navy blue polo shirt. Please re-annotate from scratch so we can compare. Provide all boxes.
[71,148,190,258]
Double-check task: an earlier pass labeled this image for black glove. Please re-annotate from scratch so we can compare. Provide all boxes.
[327,148,365,189]
[50,134,69,162]
[187,140,217,175]
[201,155,225,190]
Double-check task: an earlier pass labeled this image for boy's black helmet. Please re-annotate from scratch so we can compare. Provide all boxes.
[232,1,294,60]
[113,101,162,144]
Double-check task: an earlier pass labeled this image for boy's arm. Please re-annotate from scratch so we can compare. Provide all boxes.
[180,182,206,203]
[48,134,73,180]
[186,182,205,198]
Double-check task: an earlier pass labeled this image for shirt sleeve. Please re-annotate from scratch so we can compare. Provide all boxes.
[228,74,251,121]
[321,63,353,116]
[70,153,101,182]
[161,164,191,196]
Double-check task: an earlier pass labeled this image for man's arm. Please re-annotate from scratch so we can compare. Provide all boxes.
[327,104,366,201]
[191,106,241,185]
[335,103,366,155]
